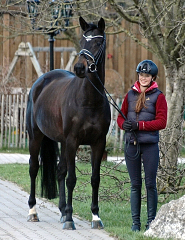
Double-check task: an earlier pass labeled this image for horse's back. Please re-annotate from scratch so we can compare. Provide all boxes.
[29,69,75,103]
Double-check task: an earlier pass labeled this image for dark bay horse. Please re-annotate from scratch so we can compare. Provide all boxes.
[26,16,111,230]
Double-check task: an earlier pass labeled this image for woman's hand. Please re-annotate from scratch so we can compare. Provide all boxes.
[123,121,138,131]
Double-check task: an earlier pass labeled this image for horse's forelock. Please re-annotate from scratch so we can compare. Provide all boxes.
[84,23,103,36]
[84,27,96,35]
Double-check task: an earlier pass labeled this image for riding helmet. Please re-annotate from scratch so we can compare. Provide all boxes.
[136,60,158,77]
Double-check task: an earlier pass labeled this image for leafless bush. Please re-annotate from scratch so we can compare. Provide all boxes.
[75,114,185,203]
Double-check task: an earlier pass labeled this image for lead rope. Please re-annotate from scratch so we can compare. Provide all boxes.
[79,33,140,160]
[85,72,140,161]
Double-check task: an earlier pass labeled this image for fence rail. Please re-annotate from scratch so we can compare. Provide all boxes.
[0,93,123,150]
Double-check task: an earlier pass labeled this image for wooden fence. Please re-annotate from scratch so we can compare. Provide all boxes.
[0,13,166,95]
[0,93,28,148]
[0,93,124,150]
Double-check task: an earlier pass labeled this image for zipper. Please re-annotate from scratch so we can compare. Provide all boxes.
[134,113,139,145]
[136,112,139,122]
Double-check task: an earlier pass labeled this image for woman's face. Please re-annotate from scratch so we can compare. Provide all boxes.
[138,72,153,87]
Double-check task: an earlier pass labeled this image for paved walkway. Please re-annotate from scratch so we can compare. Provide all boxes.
[0,153,30,164]
[0,153,125,165]
[0,154,115,240]
[1,153,184,165]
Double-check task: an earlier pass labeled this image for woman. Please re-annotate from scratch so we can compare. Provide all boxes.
[117,60,167,231]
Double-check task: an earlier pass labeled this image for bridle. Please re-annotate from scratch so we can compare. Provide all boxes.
[78,32,106,73]
[77,30,126,119]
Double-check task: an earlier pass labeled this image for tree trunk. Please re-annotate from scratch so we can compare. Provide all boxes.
[157,64,185,193]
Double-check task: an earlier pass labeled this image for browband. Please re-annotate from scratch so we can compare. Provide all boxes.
[83,34,104,42]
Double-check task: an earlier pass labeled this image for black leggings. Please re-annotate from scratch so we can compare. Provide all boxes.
[125,143,159,190]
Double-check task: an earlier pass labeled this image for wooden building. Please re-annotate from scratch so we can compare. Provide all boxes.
[0,12,166,97]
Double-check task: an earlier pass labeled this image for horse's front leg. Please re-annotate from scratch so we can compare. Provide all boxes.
[91,139,106,229]
[62,140,77,230]
[27,137,42,222]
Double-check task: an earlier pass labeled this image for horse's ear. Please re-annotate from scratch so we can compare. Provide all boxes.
[98,18,105,32]
[79,16,90,31]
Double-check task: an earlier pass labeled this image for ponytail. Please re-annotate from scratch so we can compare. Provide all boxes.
[135,91,147,113]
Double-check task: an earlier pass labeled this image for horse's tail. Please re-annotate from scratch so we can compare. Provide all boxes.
[40,136,59,200]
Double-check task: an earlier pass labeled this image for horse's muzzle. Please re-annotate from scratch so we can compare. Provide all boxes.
[74,62,86,78]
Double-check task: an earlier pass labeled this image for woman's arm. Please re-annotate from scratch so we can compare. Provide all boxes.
[117,94,128,130]
[138,93,167,131]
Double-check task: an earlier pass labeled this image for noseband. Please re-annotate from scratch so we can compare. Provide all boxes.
[78,33,106,73]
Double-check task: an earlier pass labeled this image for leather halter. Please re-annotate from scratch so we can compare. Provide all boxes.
[78,33,106,72]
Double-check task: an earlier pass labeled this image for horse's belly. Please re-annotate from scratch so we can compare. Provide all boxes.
[34,102,64,142]
[37,119,63,142]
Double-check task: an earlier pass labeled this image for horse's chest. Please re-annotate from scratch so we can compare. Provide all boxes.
[78,121,102,143]
[83,120,100,131]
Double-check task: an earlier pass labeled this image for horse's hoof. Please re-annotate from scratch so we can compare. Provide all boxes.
[27,214,39,222]
[91,220,104,229]
[63,221,76,230]
[60,215,66,223]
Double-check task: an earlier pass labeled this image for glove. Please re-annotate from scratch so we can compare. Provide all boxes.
[122,120,139,131]
[131,121,139,131]
[122,120,132,131]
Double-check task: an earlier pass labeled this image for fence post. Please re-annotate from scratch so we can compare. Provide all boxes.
[0,94,5,148]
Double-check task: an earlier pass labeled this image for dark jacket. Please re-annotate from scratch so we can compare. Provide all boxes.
[125,88,162,143]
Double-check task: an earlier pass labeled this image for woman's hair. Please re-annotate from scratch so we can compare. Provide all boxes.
[135,91,147,113]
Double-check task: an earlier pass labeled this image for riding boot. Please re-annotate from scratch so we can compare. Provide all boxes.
[130,186,141,231]
[146,187,158,230]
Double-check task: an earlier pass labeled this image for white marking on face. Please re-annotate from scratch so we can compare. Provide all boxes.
[85,35,93,41]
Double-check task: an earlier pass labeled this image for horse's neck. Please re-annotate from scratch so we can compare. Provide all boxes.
[79,69,105,107]
[87,65,105,90]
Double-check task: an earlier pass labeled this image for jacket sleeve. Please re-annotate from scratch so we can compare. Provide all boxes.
[117,94,128,130]
[138,93,167,131]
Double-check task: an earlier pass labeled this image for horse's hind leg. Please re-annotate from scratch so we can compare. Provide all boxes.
[27,134,43,222]
[91,139,106,229]
[58,140,67,223]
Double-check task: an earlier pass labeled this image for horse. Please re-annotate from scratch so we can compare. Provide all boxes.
[26,16,111,230]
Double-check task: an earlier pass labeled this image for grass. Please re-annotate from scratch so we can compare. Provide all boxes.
[0,162,179,240]
[0,140,185,240]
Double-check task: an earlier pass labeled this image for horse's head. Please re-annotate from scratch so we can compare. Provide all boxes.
[74,17,106,78]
